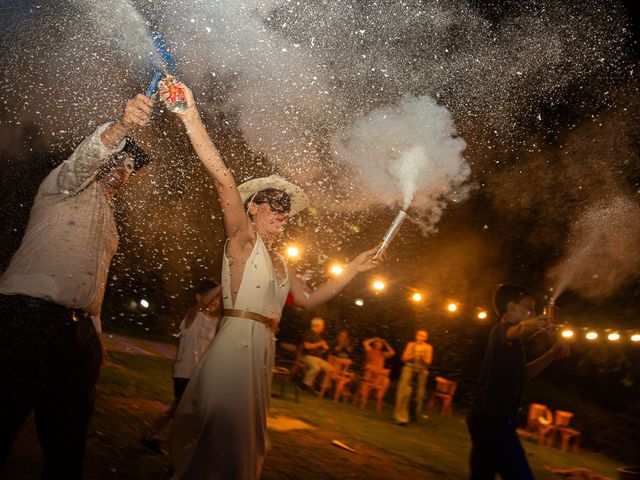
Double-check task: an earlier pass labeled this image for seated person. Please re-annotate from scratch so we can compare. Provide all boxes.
[301,317,331,389]
[331,329,353,359]
[362,337,395,380]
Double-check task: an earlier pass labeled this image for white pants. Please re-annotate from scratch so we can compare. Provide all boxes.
[301,355,330,387]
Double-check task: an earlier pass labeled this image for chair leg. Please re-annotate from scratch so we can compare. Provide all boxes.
[439,397,449,416]
[318,373,331,399]
[334,380,345,403]
[361,385,370,410]
[427,395,437,414]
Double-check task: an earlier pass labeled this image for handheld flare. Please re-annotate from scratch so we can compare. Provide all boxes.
[372,210,408,262]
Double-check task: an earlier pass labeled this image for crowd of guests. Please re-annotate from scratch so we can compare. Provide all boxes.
[298,316,434,425]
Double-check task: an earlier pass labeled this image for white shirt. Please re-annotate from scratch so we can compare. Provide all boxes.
[0,123,125,320]
[173,311,219,379]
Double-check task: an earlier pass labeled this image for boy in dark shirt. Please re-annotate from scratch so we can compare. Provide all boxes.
[467,283,570,480]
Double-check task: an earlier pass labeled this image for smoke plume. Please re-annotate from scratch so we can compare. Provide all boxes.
[549,196,640,301]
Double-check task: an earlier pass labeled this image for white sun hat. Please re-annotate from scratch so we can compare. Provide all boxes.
[238,174,309,217]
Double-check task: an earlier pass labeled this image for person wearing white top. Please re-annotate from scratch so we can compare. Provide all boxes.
[141,279,221,453]
[0,93,154,479]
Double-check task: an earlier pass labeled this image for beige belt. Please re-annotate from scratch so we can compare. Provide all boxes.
[223,309,279,333]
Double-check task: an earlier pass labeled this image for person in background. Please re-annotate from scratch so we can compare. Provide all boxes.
[301,317,332,390]
[363,337,395,376]
[467,283,570,480]
[141,278,221,453]
[393,329,433,425]
[0,93,153,479]
[360,337,395,406]
[332,329,353,360]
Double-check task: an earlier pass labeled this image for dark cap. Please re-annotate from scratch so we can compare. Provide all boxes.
[121,137,151,172]
[493,283,530,316]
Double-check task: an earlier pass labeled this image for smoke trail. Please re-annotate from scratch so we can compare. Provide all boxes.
[331,94,470,222]
[69,0,163,71]
[549,196,640,301]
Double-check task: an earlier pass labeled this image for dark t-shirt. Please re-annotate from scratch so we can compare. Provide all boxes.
[302,329,325,358]
[471,322,526,418]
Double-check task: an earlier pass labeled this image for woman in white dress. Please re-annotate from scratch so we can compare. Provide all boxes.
[165,83,378,479]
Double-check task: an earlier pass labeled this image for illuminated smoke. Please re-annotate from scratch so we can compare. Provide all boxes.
[549,196,640,301]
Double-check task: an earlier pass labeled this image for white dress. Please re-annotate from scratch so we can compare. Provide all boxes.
[171,235,289,479]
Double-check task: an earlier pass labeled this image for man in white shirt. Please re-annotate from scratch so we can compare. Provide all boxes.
[0,93,153,479]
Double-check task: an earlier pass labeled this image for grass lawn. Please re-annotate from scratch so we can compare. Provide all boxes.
[2,350,622,479]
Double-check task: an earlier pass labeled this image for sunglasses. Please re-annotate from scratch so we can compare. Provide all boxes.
[253,189,292,214]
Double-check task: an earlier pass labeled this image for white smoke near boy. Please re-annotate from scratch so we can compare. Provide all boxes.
[549,196,640,301]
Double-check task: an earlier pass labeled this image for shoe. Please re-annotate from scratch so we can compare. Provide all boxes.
[141,435,162,454]
[300,383,313,393]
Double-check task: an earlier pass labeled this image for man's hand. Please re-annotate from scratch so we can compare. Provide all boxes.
[101,93,153,149]
[121,94,154,130]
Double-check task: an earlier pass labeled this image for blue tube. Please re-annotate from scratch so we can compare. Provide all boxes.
[145,33,176,98]
[146,70,163,98]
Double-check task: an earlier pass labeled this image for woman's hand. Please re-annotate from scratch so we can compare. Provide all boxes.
[346,247,379,273]
[159,77,199,121]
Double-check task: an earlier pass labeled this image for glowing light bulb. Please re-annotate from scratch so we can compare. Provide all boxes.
[354,298,364,306]
[477,311,488,320]
[372,280,385,291]
[286,246,300,258]
[561,329,574,338]
[585,331,598,341]
[447,303,458,313]
[411,292,423,302]
[329,264,344,276]
[140,299,150,309]
[608,332,620,342]
[631,334,640,342]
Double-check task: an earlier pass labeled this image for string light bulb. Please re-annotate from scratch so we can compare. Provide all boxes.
[285,245,300,259]
[585,331,598,341]
[561,329,574,338]
[329,264,344,276]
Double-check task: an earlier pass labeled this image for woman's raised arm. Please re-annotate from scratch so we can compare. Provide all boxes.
[165,83,252,243]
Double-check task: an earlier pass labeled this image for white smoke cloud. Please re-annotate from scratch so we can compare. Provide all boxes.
[549,196,640,301]
[331,94,470,222]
